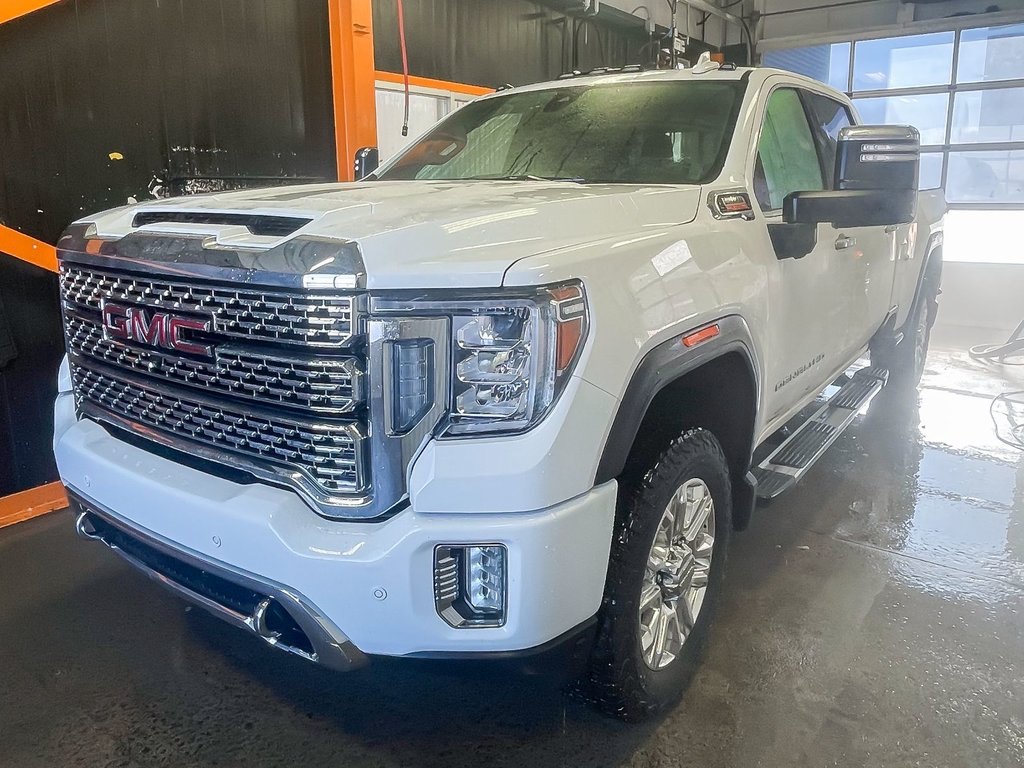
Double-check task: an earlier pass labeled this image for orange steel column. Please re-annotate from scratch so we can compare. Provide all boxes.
[0,225,58,272]
[0,482,67,530]
[328,0,378,182]
[0,0,61,26]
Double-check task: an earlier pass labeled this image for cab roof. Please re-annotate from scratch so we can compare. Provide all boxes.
[486,66,842,100]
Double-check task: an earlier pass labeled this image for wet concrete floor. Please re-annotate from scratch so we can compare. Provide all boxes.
[1,325,1022,767]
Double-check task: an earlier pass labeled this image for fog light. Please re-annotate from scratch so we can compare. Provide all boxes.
[433,544,507,628]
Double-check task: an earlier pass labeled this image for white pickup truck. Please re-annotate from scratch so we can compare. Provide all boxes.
[54,63,944,720]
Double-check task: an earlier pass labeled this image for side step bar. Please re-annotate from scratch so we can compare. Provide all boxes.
[753,366,888,502]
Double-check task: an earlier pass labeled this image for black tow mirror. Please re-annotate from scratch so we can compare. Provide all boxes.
[784,188,916,228]
[354,146,380,180]
[835,125,920,191]
[784,125,920,229]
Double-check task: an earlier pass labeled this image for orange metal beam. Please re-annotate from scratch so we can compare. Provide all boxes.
[375,71,494,97]
[0,225,58,272]
[0,0,61,25]
[0,482,67,530]
[328,0,377,182]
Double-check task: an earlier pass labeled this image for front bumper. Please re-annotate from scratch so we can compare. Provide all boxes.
[71,491,369,671]
[54,392,617,660]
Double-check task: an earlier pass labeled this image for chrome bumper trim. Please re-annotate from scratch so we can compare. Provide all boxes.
[67,486,368,672]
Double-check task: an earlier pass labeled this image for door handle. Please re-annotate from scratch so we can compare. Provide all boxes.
[884,224,899,234]
[834,234,856,250]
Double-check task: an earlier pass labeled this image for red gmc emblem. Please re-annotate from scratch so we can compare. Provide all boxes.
[101,303,213,357]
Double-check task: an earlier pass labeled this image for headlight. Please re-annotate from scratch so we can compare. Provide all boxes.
[372,281,588,437]
[447,282,587,436]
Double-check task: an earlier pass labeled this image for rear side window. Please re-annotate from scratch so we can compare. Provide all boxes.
[803,92,854,190]
[753,88,825,211]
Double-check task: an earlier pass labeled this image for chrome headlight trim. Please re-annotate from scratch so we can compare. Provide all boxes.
[371,280,589,437]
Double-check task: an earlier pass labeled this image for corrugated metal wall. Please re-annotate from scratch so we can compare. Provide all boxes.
[0,0,648,497]
[0,0,337,247]
[0,0,337,495]
[372,0,647,87]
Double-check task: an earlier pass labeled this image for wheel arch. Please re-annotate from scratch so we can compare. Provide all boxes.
[910,231,944,322]
[595,315,761,530]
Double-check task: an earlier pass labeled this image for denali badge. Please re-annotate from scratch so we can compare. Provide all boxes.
[101,303,213,357]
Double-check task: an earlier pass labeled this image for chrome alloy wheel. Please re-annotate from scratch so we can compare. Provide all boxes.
[638,478,715,670]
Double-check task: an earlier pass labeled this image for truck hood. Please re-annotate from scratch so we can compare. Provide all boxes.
[84,181,702,288]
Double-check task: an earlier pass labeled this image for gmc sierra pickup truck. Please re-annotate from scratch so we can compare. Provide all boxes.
[54,60,945,720]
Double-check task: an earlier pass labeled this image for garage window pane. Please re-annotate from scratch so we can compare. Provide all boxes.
[762,43,850,91]
[853,32,954,91]
[919,152,943,190]
[946,149,1024,203]
[957,23,1024,83]
[950,87,1024,144]
[853,93,949,145]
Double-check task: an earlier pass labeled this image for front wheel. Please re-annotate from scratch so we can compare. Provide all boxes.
[583,428,732,721]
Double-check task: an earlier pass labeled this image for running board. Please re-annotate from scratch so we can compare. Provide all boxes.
[753,366,888,502]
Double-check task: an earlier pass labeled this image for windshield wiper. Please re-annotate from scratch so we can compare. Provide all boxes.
[464,174,587,183]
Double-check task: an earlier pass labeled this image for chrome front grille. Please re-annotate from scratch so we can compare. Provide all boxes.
[60,263,359,347]
[73,366,361,494]
[58,255,370,513]
[64,315,363,414]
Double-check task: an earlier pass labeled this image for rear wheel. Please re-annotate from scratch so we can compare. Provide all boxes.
[583,428,731,721]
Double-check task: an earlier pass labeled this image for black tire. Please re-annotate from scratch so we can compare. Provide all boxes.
[582,428,732,722]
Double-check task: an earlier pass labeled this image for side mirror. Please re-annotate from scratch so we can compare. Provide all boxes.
[835,124,920,191]
[784,125,920,228]
[783,189,916,228]
[354,146,380,180]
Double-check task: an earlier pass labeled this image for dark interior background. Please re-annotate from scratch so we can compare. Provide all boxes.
[0,0,338,495]
[372,0,650,86]
[0,0,690,497]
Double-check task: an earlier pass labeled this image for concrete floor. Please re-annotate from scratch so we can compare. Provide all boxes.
[2,325,1022,768]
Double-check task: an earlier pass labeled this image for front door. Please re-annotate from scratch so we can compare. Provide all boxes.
[752,84,896,427]
[752,85,851,425]
[801,90,896,358]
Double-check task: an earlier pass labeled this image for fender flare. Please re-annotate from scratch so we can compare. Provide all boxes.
[594,314,760,486]
[907,231,944,327]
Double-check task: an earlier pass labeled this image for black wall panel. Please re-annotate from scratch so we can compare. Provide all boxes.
[372,0,647,87]
[0,258,64,495]
[0,0,337,495]
[0,0,646,497]
[0,0,337,247]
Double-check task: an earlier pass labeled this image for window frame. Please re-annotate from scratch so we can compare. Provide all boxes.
[800,90,856,191]
[750,80,856,215]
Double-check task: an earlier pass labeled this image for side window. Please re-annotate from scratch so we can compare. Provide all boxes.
[753,88,825,211]
[803,92,854,190]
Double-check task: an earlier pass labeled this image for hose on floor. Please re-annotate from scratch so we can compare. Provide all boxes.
[990,391,1024,450]
[970,321,1024,449]
[969,318,1024,364]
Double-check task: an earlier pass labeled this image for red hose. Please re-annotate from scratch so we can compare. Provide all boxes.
[397,0,410,136]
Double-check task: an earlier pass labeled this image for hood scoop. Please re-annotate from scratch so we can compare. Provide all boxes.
[132,211,312,237]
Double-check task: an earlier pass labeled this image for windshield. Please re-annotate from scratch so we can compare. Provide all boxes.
[376,80,746,185]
